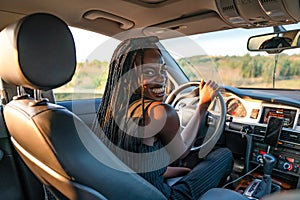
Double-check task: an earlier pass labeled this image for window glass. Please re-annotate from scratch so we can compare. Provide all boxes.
[162,24,300,89]
[55,23,300,102]
[53,27,112,101]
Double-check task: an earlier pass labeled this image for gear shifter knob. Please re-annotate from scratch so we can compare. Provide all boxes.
[263,154,276,176]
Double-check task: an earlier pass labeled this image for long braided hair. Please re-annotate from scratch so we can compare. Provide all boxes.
[93,36,161,154]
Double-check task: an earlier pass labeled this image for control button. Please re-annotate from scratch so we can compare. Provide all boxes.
[256,155,263,163]
[283,162,293,171]
[278,160,284,165]
[284,143,295,148]
[292,167,298,173]
[259,150,266,155]
[286,157,295,163]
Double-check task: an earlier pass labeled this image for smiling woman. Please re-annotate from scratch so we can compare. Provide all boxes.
[92,36,233,200]
[1,1,300,200]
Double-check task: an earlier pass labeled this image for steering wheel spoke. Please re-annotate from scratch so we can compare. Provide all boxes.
[206,111,220,127]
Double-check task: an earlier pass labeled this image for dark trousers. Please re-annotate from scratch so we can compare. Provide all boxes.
[169,148,233,200]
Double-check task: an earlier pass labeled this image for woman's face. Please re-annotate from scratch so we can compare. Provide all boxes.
[135,49,167,101]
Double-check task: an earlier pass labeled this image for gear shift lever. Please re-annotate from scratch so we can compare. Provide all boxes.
[253,153,276,198]
[263,153,276,176]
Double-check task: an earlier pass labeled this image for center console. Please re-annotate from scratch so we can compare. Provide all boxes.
[227,120,300,188]
[251,140,300,176]
[226,116,300,199]
[251,125,300,180]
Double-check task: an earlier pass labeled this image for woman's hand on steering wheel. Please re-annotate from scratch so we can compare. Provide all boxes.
[199,80,220,106]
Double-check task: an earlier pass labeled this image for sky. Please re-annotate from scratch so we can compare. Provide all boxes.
[70,27,110,62]
[70,23,300,62]
[195,25,300,56]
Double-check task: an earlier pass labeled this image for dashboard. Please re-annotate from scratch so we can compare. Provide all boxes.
[223,86,300,188]
[223,87,300,131]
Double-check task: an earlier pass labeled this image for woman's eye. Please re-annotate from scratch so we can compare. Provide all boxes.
[143,70,154,75]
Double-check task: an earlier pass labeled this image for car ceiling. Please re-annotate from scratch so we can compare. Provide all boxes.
[0,0,300,38]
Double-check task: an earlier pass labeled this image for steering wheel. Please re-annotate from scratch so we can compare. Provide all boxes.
[165,81,226,158]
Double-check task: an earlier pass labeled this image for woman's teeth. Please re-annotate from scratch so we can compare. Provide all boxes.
[151,87,165,94]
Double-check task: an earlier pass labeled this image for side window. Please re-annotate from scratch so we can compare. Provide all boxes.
[53,60,109,101]
[53,27,111,101]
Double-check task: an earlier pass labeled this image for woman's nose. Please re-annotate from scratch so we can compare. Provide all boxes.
[155,73,166,83]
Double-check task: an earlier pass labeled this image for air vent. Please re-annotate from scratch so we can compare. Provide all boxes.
[250,109,260,119]
[260,0,277,4]
[216,0,247,25]
[253,126,266,136]
[280,130,300,144]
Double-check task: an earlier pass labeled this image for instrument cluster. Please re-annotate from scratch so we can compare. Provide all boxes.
[226,98,247,118]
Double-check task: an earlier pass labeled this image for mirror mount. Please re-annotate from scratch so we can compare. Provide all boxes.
[273,25,286,33]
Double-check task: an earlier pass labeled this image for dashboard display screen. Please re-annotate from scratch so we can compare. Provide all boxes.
[260,107,296,128]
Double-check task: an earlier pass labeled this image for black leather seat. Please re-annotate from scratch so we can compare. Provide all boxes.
[0,13,166,200]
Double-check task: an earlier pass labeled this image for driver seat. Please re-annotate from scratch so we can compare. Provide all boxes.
[0,13,167,200]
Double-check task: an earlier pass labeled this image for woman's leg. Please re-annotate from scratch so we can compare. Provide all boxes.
[169,148,233,200]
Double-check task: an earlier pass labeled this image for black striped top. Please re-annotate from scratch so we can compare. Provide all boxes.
[125,99,172,198]
[138,141,171,198]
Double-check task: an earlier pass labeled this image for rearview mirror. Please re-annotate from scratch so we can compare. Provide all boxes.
[247,29,300,54]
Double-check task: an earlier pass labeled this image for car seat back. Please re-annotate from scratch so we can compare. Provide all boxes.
[0,13,166,200]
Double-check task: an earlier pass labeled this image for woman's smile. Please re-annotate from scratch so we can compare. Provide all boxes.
[150,86,165,95]
[147,84,166,98]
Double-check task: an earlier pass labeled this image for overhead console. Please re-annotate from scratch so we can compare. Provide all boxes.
[216,0,300,28]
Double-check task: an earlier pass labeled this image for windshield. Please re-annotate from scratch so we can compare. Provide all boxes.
[161,24,300,90]
[54,24,300,101]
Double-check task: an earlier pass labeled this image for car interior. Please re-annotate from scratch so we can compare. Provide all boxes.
[0,0,299,200]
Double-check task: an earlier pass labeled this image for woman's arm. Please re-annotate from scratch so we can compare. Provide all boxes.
[143,80,219,160]
[163,166,191,179]
[179,80,219,157]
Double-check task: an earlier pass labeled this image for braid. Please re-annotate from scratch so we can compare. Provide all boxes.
[93,36,160,153]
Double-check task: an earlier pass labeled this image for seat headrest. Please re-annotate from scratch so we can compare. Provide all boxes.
[0,13,76,90]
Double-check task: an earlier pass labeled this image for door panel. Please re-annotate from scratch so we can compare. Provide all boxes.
[57,98,101,129]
